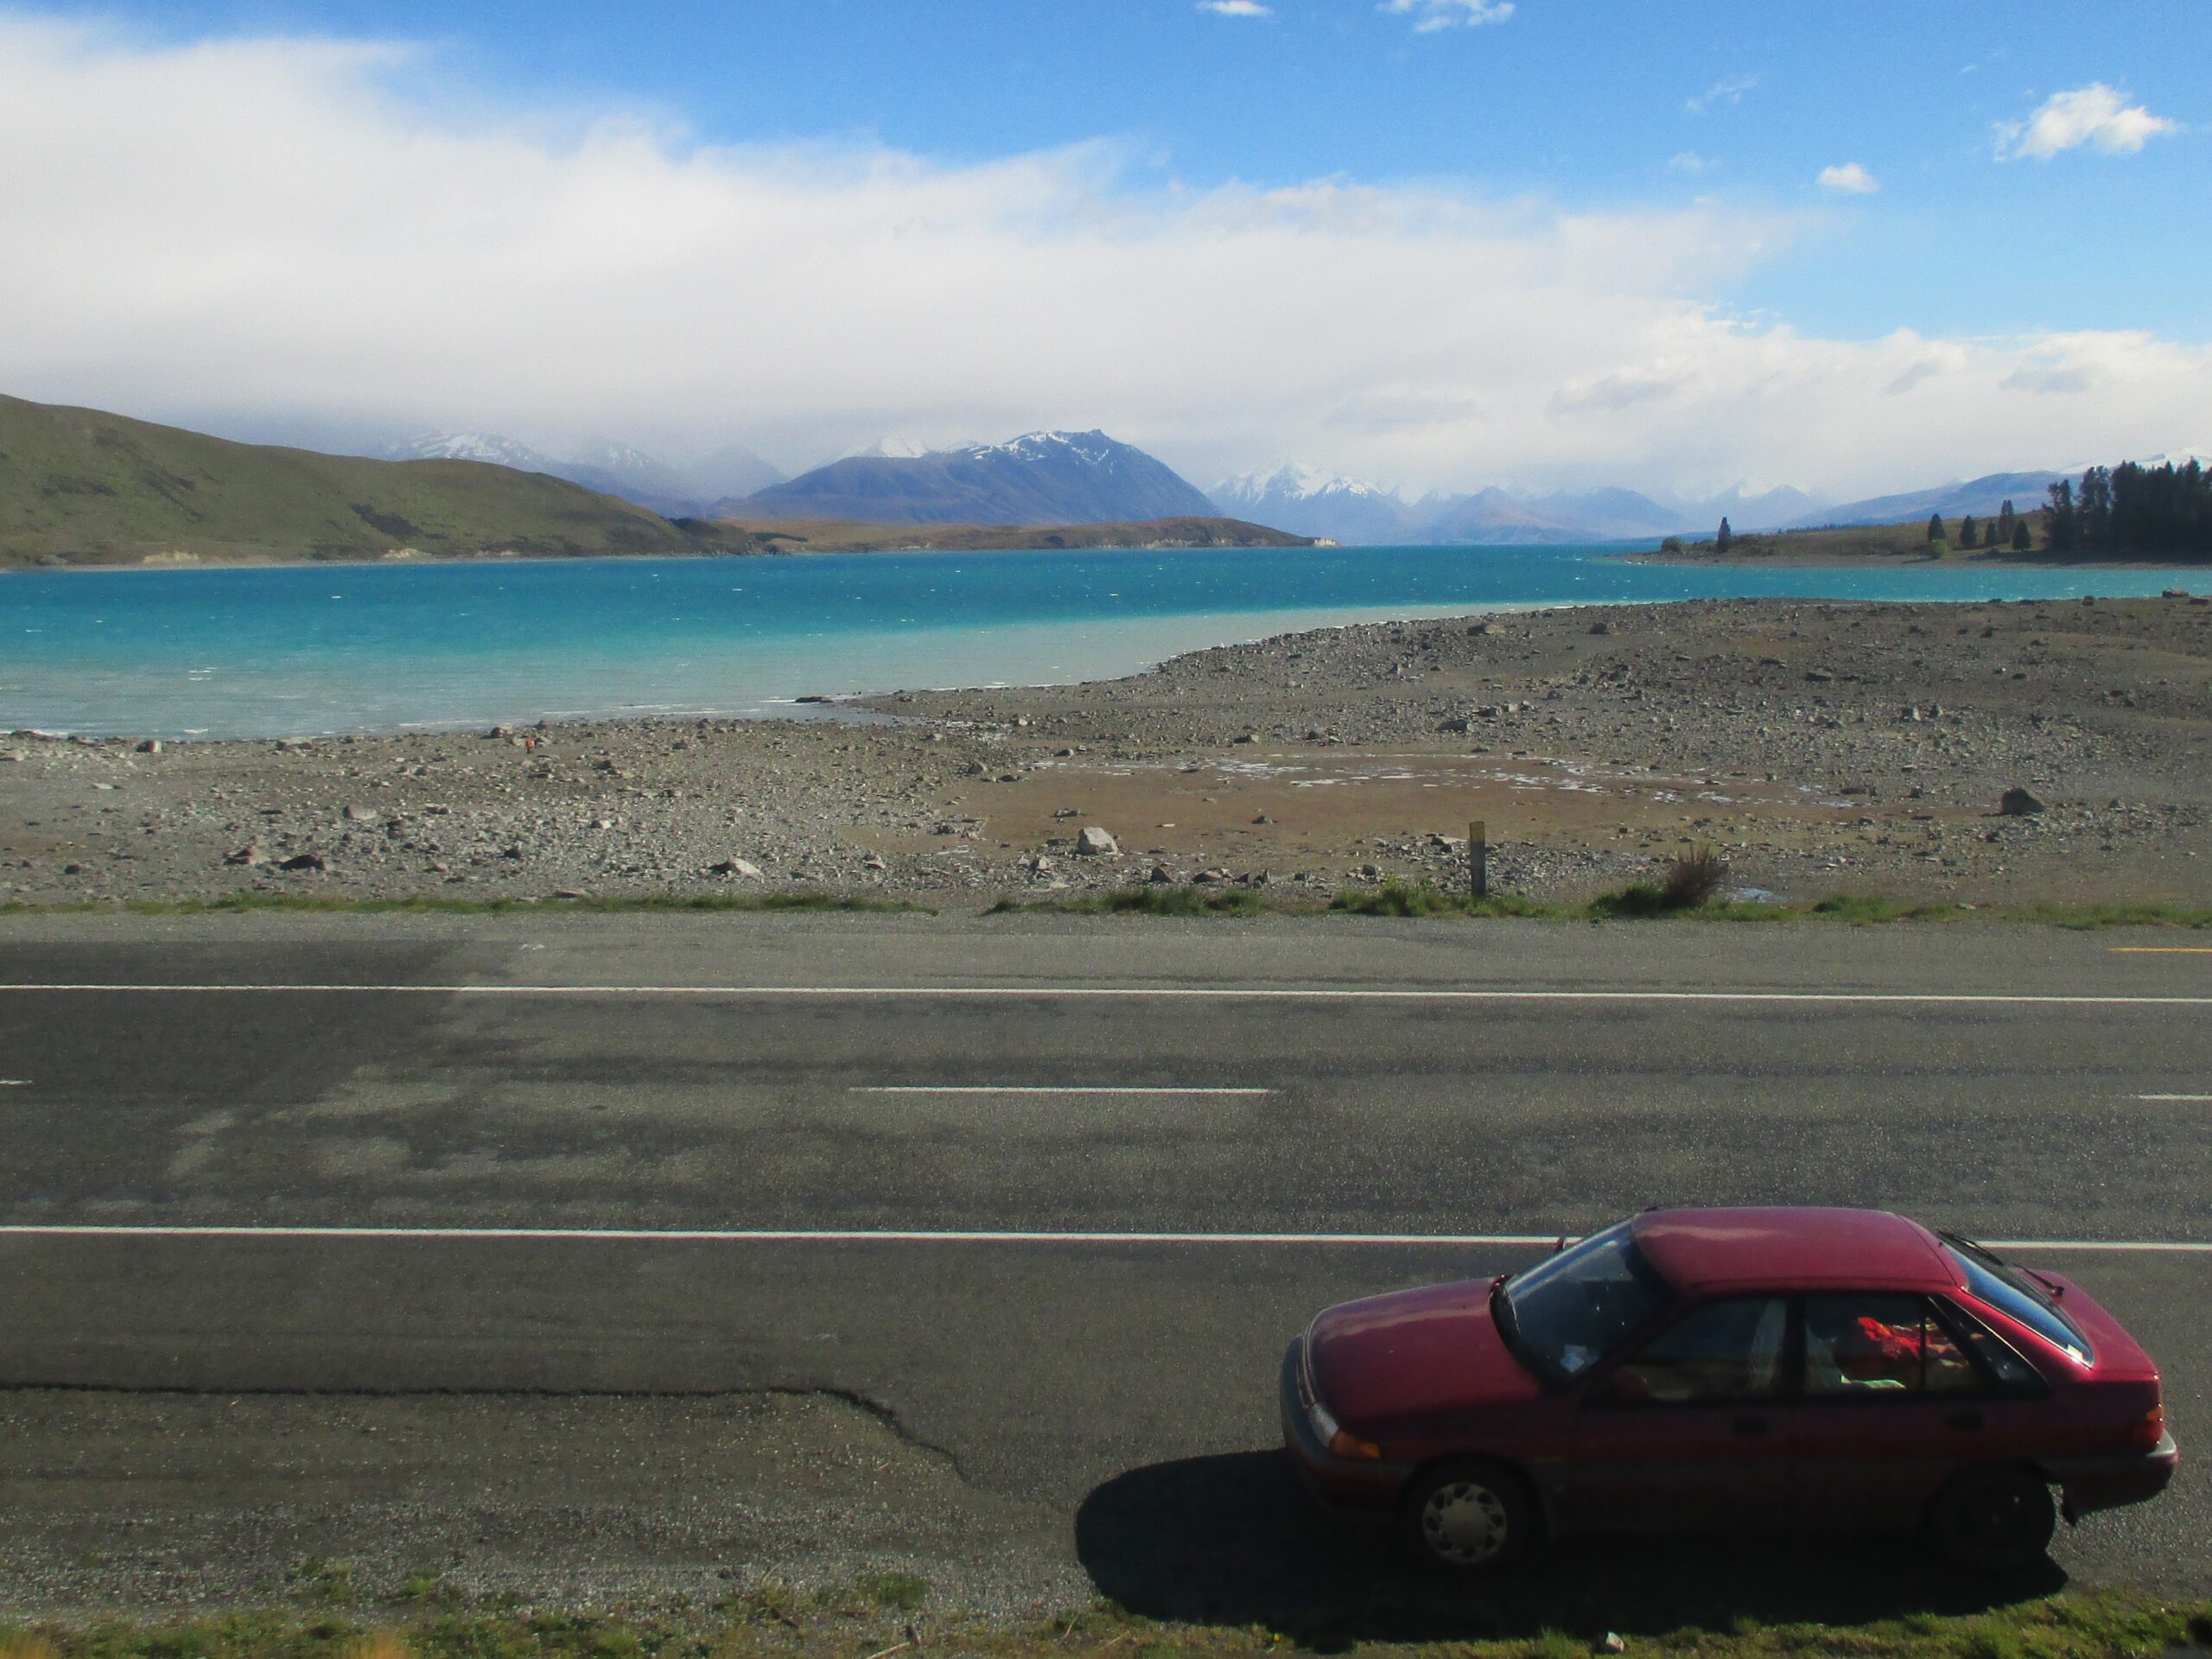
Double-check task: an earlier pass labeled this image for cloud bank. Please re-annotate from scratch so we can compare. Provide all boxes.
[1996,84,2180,160]
[0,16,2205,497]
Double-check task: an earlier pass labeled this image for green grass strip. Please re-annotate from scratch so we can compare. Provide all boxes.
[0,892,933,918]
[2,884,2208,929]
[3,1588,2207,1659]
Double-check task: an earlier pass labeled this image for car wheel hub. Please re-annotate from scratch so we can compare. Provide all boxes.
[1421,1481,1509,1564]
[1965,1488,2034,1552]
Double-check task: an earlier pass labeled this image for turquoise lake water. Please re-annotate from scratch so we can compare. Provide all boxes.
[0,543,2186,739]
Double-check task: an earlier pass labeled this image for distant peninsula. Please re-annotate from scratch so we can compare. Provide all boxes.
[727,515,1313,553]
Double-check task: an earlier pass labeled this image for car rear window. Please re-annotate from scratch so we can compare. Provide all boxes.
[1942,1239,2094,1366]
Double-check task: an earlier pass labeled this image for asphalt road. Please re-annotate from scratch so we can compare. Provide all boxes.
[1,912,2207,1622]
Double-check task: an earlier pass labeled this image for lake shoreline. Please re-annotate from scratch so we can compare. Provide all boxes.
[6,594,2208,914]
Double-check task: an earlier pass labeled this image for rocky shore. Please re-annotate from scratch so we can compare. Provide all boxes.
[4,594,2209,909]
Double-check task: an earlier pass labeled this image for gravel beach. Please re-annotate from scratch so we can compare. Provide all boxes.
[5,594,2209,909]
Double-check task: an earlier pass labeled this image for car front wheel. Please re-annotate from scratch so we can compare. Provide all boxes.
[1402,1459,1535,1573]
[1928,1465,2056,1575]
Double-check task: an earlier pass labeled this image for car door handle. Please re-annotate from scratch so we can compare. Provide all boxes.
[1732,1414,1770,1437]
[1947,1410,1985,1432]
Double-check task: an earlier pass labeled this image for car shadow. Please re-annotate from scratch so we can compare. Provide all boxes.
[1075,1451,2066,1648]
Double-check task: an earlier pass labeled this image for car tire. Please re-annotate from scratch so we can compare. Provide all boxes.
[1928,1465,2056,1575]
[1402,1459,1536,1573]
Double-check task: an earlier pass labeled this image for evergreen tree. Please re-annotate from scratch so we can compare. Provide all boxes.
[1927,512,1945,543]
[1959,514,1979,549]
[2079,467,2113,554]
[2012,518,2032,553]
[1996,499,2017,543]
[2044,479,2078,552]
[1715,517,1732,552]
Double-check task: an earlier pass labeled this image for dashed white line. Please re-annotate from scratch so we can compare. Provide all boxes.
[2136,1094,2212,1102]
[3,983,2210,1007]
[0,1224,2203,1254]
[0,1079,29,1087]
[850,1086,1274,1096]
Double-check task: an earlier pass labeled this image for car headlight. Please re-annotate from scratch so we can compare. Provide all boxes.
[1308,1397,1381,1461]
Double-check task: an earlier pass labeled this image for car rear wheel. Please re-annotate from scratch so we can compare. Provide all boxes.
[1928,1465,2056,1575]
[1402,1459,1535,1573]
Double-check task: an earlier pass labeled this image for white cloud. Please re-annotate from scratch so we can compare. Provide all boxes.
[1668,151,1717,175]
[0,16,2205,499]
[1996,84,2179,160]
[1816,162,1878,194]
[1380,0,1514,35]
[1686,74,1758,115]
[1198,1,1271,16]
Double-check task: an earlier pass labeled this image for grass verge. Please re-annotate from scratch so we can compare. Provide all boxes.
[0,892,934,918]
[3,1592,2207,1659]
[999,880,2212,929]
[1,886,2208,930]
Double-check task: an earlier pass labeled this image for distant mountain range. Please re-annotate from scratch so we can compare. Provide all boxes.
[1781,471,2066,531]
[2,396,754,566]
[735,431,1217,525]
[1211,464,1818,543]
[386,432,785,518]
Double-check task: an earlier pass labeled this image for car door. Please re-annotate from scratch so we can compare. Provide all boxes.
[1563,1294,1793,1534]
[1789,1291,2018,1530]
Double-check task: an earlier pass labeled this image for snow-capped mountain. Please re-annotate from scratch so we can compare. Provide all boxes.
[836,436,936,461]
[556,442,700,514]
[1211,464,1414,543]
[1674,483,1823,531]
[737,429,1218,525]
[384,431,559,472]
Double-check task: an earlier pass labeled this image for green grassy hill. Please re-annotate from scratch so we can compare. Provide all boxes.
[0,395,754,567]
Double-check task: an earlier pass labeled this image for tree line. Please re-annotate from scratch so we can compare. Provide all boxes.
[2042,460,2210,558]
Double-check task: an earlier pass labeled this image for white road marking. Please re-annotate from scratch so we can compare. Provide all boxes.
[850,1085,1274,1096]
[0,1224,2203,1253]
[0,1079,29,1087]
[3,983,2210,1007]
[2136,1094,2212,1102]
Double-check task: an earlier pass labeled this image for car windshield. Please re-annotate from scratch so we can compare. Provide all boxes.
[1942,1236,2095,1365]
[1500,1222,1672,1379]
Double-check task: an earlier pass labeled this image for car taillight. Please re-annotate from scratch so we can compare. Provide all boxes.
[2129,1402,2164,1451]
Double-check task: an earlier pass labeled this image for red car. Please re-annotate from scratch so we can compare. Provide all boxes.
[1282,1207,2176,1573]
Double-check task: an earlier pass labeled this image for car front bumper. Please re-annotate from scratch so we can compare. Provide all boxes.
[2050,1431,2180,1520]
[1279,1338,1409,1516]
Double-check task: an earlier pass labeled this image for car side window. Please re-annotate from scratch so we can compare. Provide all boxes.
[1610,1296,1789,1404]
[1803,1294,1979,1396]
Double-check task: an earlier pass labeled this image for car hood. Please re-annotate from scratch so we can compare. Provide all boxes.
[1307,1278,1542,1428]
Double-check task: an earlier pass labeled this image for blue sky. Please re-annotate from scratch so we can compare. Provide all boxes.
[2,2,2207,493]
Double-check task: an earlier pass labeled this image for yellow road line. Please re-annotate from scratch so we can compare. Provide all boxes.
[2110,947,2212,954]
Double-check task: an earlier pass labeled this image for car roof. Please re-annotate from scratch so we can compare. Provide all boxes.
[1629,1206,1961,1296]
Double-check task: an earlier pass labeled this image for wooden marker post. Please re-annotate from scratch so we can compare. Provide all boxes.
[1470,819,1488,899]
